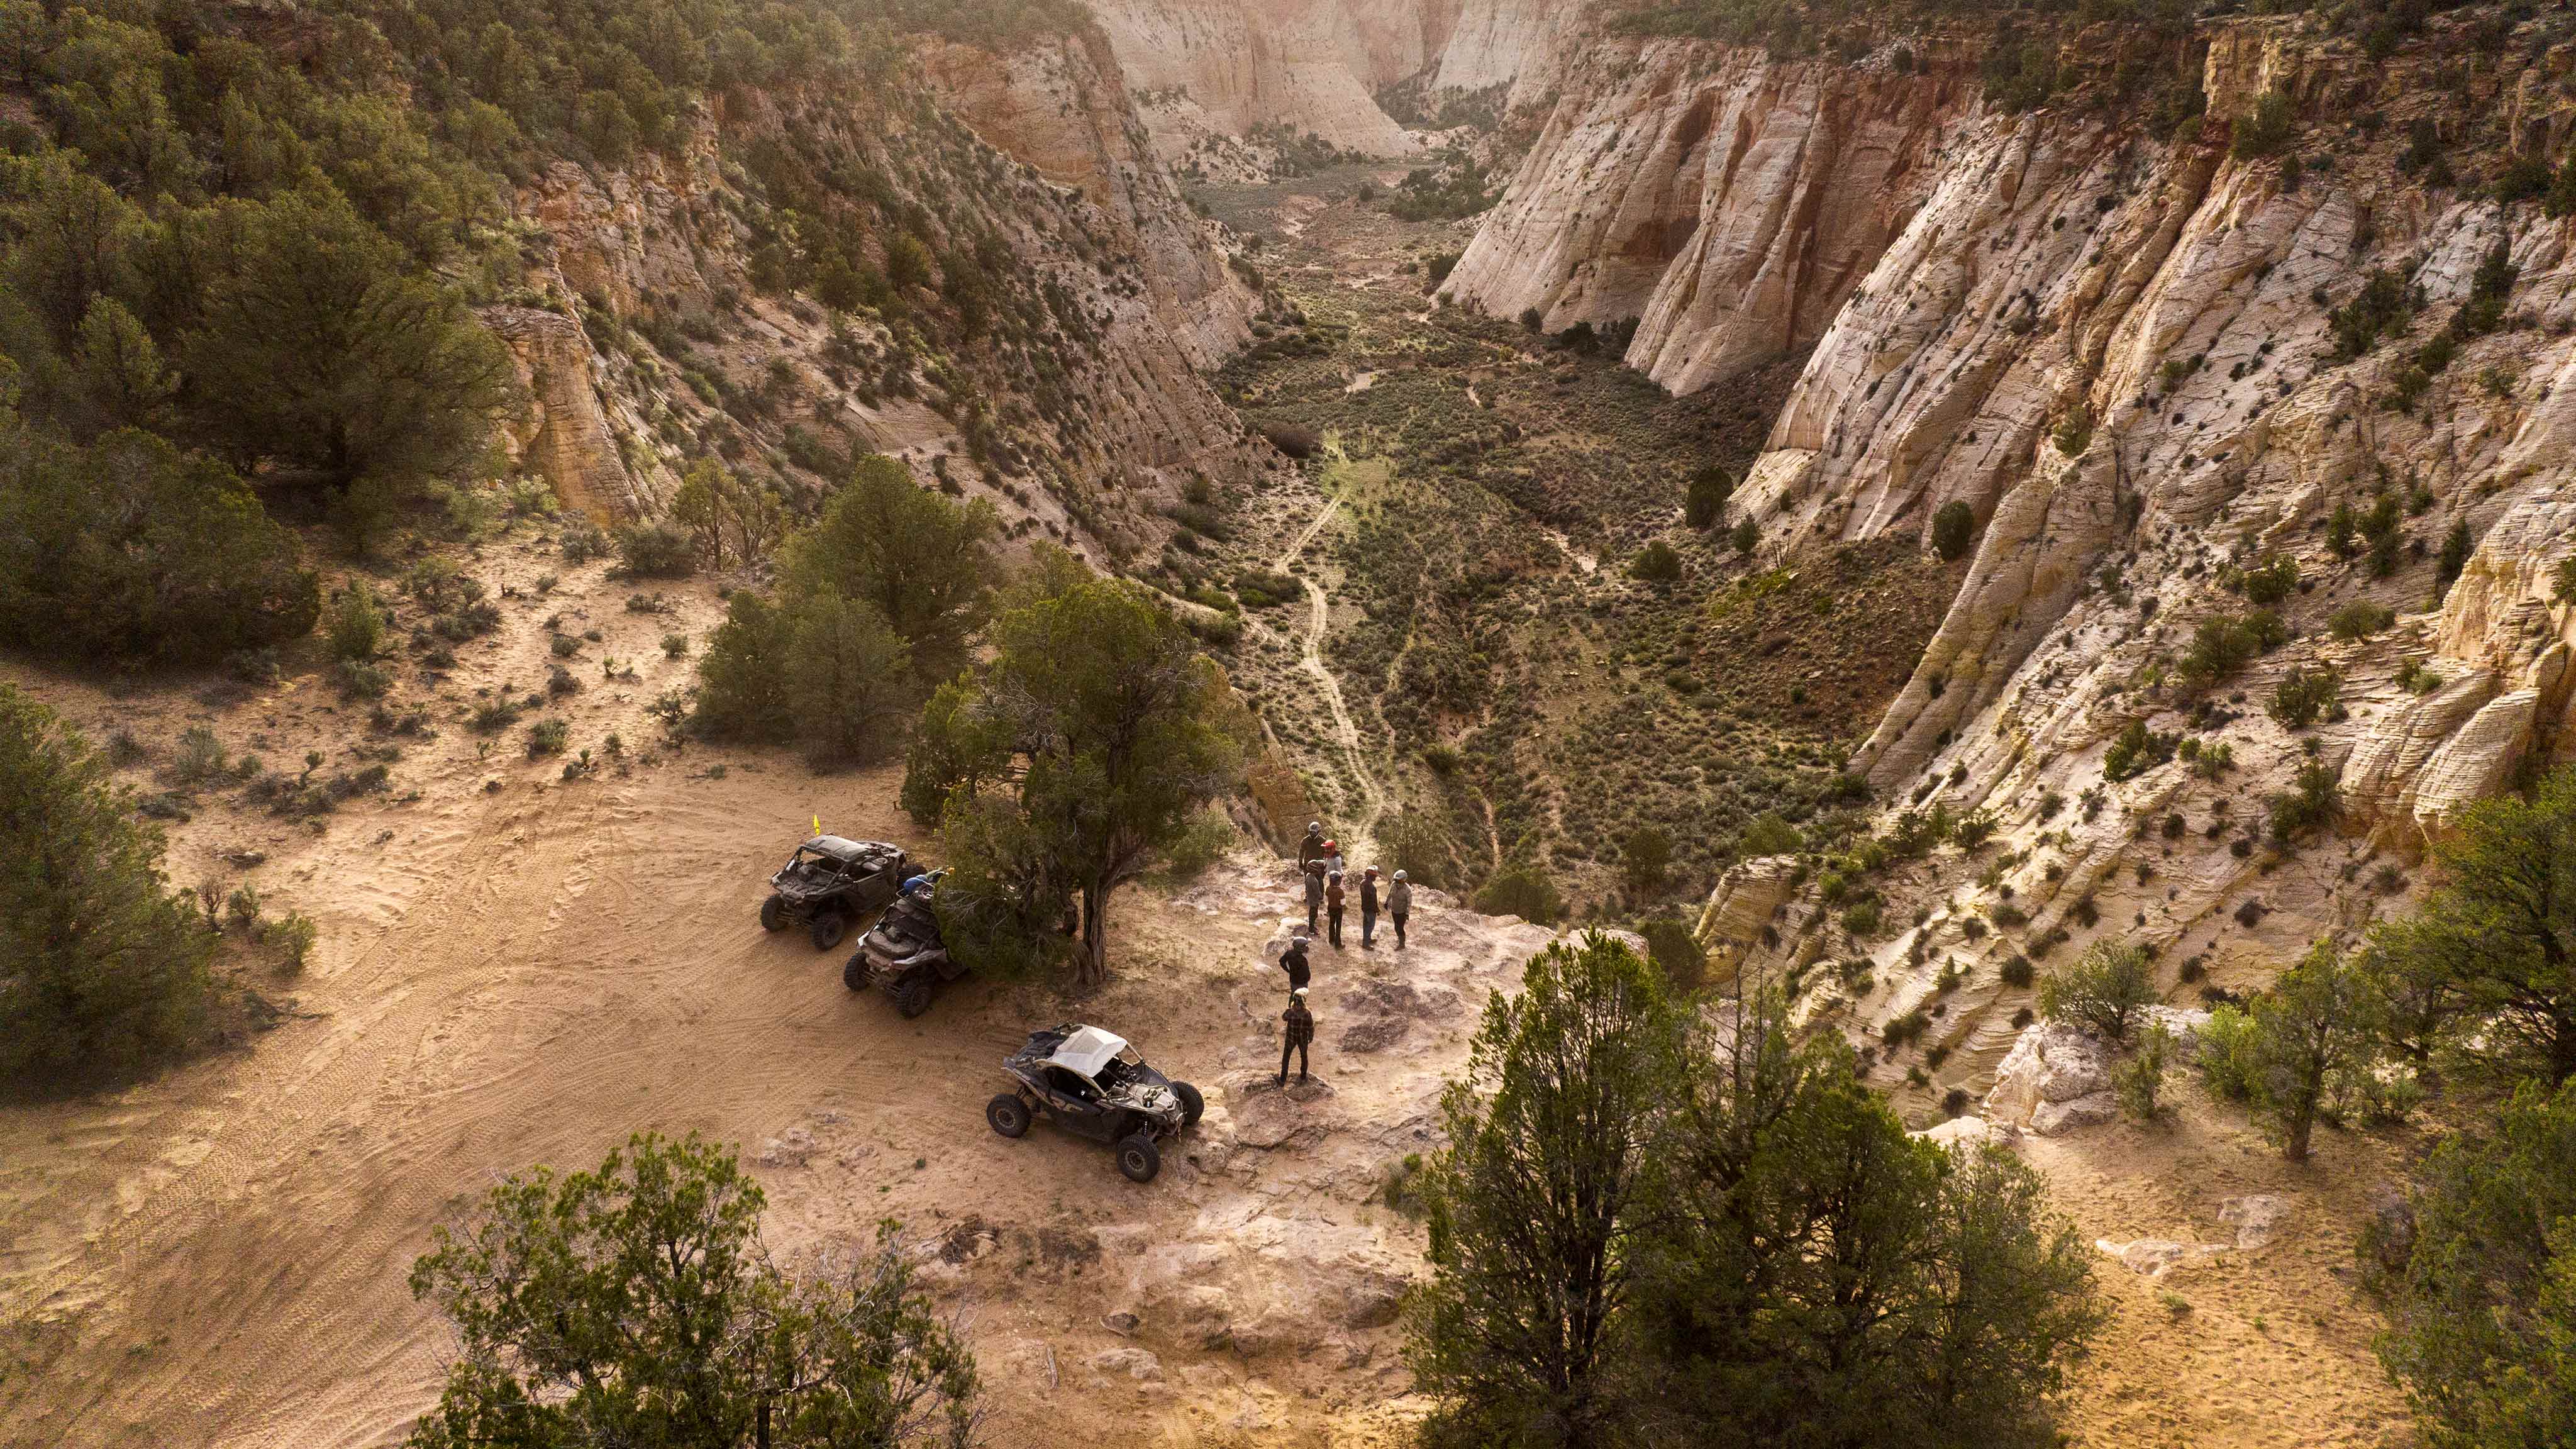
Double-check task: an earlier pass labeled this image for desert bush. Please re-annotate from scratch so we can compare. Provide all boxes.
[2039,941,2157,1041]
[2240,555,2300,606]
[525,718,569,757]
[2268,665,2341,730]
[1622,825,1673,894]
[1932,500,1976,560]
[2268,758,2340,841]
[2103,719,2176,781]
[1638,916,1705,995]
[1155,803,1238,882]
[0,428,317,666]
[1684,467,1735,528]
[784,595,911,767]
[2001,953,2036,989]
[410,1133,979,1449]
[692,591,794,744]
[2179,609,2284,687]
[2365,1079,2576,1448]
[328,584,386,662]
[2329,601,2396,640]
[2229,88,2296,158]
[1629,540,1684,584]
[2116,1021,2174,1123]
[613,523,696,579]
[1475,865,1565,924]
[1,686,216,1089]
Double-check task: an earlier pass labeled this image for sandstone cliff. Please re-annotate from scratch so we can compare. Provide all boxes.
[1462,14,2576,1116]
[499,27,1263,560]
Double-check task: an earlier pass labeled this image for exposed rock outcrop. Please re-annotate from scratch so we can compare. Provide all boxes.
[1443,12,2576,1119]
[1087,0,1453,156]
[1442,42,1972,394]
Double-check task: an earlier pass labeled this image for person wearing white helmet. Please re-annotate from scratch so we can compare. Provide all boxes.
[1279,986,1315,1085]
[1387,870,1413,950]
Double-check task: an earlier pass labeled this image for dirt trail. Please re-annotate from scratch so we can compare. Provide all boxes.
[1274,452,1387,863]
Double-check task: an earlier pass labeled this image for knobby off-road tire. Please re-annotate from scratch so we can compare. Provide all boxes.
[987,1094,1031,1138]
[842,952,872,992]
[1116,1133,1162,1183]
[760,895,788,931]
[1172,1080,1204,1129]
[809,911,847,952]
[894,975,934,1019]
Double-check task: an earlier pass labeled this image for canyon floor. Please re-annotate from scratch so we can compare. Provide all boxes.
[0,172,2418,1449]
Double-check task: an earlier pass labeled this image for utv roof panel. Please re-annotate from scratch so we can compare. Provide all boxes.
[802,835,895,863]
[1047,1024,1130,1079]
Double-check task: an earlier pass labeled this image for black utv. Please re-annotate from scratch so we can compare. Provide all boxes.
[986,1024,1204,1182]
[841,873,967,1017]
[760,836,910,950]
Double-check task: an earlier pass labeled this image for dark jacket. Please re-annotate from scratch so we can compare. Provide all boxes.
[1326,875,1345,908]
[1387,881,1413,916]
[1280,941,1311,990]
[1360,877,1380,914]
[1284,1001,1315,1047]
[1297,829,1326,866]
[1304,866,1325,906]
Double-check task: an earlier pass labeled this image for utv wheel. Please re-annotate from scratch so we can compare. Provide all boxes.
[809,911,847,952]
[987,1094,1031,1138]
[760,895,788,932]
[1115,1133,1162,1184]
[1172,1080,1205,1130]
[894,976,934,1019]
[842,952,871,992]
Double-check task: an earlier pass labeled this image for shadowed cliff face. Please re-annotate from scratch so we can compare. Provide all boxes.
[1450,12,2576,1113]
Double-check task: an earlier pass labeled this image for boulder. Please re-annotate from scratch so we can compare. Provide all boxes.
[2096,1238,2229,1277]
[1983,1020,2114,1131]
[2028,1091,2119,1136]
[1090,1346,1163,1382]
[2218,1194,2289,1250]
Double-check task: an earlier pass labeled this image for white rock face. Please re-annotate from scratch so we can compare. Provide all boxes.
[1087,0,1446,156]
[1983,1019,2114,1135]
[1431,13,2576,1104]
[1443,42,1970,394]
[2219,1194,2290,1250]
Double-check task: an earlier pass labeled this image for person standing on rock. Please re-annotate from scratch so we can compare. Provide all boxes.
[1303,859,1325,934]
[1279,987,1314,1085]
[1326,870,1346,948]
[1388,870,1413,950]
[1279,931,1312,994]
[1359,867,1380,949]
[1297,822,1326,869]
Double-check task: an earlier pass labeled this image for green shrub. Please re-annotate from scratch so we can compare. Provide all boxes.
[613,523,697,579]
[2229,89,2297,158]
[328,583,386,662]
[526,718,570,757]
[2240,555,2299,606]
[2038,941,2157,1041]
[1841,899,1882,936]
[2329,601,2396,640]
[1155,804,1238,882]
[2194,1004,2263,1101]
[2434,520,2475,600]
[782,595,911,768]
[1684,467,1734,529]
[1729,518,1759,554]
[2268,665,2341,730]
[2179,610,2284,687]
[2116,1021,2175,1123]
[1932,500,1976,560]
[1638,916,1706,995]
[2103,719,2176,781]
[2001,954,2036,989]
[0,428,317,666]
[0,686,216,1087]
[2268,758,2340,841]
[1475,864,1563,924]
[1629,540,1684,584]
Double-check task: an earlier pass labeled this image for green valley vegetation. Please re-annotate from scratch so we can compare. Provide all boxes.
[0,684,218,1089]
[901,548,1246,987]
[1407,934,2104,1448]
[407,1131,980,1449]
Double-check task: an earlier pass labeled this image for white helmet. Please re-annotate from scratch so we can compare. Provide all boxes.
[1394,870,1407,880]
